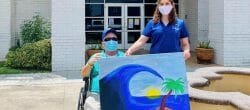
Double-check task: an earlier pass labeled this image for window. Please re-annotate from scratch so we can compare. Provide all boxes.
[144,4,156,17]
[174,0,179,4]
[175,4,179,15]
[105,0,123,3]
[85,2,104,44]
[85,0,179,45]
[127,7,140,16]
[85,4,104,17]
[106,0,143,3]
[124,0,143,3]
[108,7,122,16]
[108,18,122,30]
[174,0,179,15]
[85,0,104,3]
[144,4,156,27]
[127,18,141,30]
[86,18,104,31]
[86,32,102,44]
[145,0,157,3]
[128,32,140,43]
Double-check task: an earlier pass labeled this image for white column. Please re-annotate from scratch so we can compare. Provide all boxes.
[184,0,198,51]
[179,0,186,19]
[197,0,209,42]
[0,0,11,61]
[184,0,209,51]
[209,0,250,66]
[209,0,225,65]
[52,0,85,71]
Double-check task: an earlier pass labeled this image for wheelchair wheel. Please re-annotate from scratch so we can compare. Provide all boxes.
[77,87,85,110]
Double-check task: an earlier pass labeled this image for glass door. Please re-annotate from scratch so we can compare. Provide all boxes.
[105,4,145,49]
[124,4,144,49]
[105,4,125,49]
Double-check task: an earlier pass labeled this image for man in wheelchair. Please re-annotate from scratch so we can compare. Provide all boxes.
[79,28,125,110]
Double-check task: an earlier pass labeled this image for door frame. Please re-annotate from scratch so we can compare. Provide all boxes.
[105,3,146,49]
[124,4,144,49]
[104,4,125,49]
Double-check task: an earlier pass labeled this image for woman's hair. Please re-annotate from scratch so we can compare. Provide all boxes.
[153,0,177,24]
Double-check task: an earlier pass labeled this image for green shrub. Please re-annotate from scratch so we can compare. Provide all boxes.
[5,39,51,70]
[20,15,51,44]
[9,39,21,51]
[9,45,20,51]
[0,61,6,67]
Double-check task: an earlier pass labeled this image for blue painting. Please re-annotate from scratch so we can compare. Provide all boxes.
[98,52,190,110]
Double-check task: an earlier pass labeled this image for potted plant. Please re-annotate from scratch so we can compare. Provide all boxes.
[86,42,103,61]
[195,41,214,64]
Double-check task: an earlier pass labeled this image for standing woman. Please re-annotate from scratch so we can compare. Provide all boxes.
[126,0,190,60]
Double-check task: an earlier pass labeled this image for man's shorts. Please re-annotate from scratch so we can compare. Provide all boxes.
[84,92,100,110]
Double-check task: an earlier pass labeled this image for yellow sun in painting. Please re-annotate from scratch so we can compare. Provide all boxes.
[145,87,161,99]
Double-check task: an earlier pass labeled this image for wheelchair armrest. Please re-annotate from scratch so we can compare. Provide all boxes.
[78,77,90,108]
[83,77,89,82]
[83,77,90,95]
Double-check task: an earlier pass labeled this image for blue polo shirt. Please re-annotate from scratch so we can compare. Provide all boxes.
[142,18,189,54]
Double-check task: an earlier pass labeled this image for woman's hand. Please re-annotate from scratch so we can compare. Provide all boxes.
[183,50,191,60]
[125,49,132,56]
[181,38,190,60]
[88,53,102,66]
[125,35,149,56]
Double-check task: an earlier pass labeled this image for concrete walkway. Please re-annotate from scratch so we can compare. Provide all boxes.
[0,82,82,110]
[0,71,84,110]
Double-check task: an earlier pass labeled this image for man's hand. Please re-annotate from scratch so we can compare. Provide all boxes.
[88,53,102,65]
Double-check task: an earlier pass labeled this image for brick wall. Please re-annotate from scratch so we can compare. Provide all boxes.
[0,0,11,61]
[13,0,51,39]
[52,0,85,71]
[223,0,250,66]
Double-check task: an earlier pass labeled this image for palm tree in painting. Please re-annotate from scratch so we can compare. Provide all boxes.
[159,78,185,110]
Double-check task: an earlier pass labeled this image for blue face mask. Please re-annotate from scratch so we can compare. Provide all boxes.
[105,40,118,52]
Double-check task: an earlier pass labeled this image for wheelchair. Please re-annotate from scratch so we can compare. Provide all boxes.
[77,77,90,110]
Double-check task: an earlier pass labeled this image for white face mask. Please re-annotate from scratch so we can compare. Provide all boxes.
[159,5,173,15]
